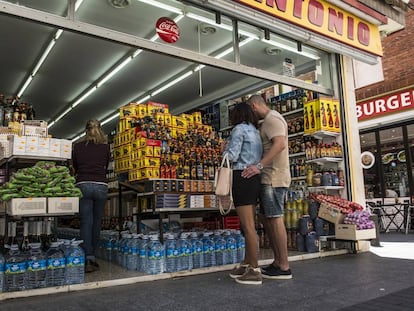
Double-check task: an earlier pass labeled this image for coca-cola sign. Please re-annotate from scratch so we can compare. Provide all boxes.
[156,17,180,43]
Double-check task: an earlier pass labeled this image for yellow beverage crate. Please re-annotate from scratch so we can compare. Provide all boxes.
[154,112,165,125]
[153,146,161,158]
[136,104,148,117]
[119,103,138,118]
[192,111,202,125]
[113,146,123,160]
[141,157,160,168]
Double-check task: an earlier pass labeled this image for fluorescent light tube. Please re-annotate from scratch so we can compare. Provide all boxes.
[75,0,84,12]
[47,121,55,129]
[55,29,63,40]
[133,49,143,58]
[31,40,56,76]
[136,95,151,103]
[97,57,132,88]
[151,70,193,96]
[261,38,320,60]
[186,13,259,39]
[71,132,85,143]
[72,86,97,108]
[138,0,183,14]
[101,112,120,126]
[55,107,73,123]
[17,76,33,98]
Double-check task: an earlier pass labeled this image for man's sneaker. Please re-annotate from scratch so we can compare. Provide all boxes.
[229,264,248,279]
[261,265,292,280]
[235,266,262,285]
[261,263,279,273]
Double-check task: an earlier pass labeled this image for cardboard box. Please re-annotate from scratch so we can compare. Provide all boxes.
[318,203,345,224]
[49,138,61,158]
[335,224,376,241]
[11,135,27,156]
[48,197,79,214]
[7,198,47,216]
[60,139,72,159]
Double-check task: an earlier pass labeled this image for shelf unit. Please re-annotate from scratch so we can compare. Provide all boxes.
[306,157,343,165]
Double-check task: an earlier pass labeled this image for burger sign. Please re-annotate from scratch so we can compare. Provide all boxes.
[156,17,180,43]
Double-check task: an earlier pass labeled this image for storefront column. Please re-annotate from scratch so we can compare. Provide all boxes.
[341,56,365,206]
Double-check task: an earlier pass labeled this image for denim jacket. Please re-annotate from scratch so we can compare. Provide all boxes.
[224,122,263,170]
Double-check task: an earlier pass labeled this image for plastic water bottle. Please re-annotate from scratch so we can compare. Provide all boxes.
[0,250,4,292]
[122,234,132,268]
[190,232,203,269]
[224,230,237,265]
[213,231,227,266]
[26,243,47,289]
[4,244,27,291]
[178,233,191,271]
[202,232,216,267]
[117,232,128,266]
[138,235,149,272]
[46,242,66,287]
[65,240,85,285]
[111,232,119,264]
[165,233,178,273]
[126,234,139,271]
[147,235,164,274]
[234,230,246,263]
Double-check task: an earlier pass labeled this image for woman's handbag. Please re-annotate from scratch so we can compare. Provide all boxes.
[214,153,234,215]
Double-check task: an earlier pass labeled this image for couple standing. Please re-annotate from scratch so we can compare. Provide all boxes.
[223,94,292,285]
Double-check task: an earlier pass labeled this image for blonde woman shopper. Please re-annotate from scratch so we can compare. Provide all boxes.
[72,119,110,273]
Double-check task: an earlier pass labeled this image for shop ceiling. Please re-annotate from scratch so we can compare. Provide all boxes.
[0,0,405,140]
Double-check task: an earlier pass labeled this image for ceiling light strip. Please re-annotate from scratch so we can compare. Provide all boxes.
[16,76,33,98]
[97,57,132,88]
[151,70,193,97]
[71,86,97,108]
[14,0,85,100]
[137,0,183,14]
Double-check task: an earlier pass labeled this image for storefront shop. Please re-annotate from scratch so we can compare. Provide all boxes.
[0,0,404,299]
[358,86,414,201]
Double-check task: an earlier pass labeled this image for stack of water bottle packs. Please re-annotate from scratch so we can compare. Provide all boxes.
[96,229,246,274]
[296,200,334,253]
[0,239,85,292]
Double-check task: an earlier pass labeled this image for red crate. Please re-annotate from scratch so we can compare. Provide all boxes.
[224,216,240,229]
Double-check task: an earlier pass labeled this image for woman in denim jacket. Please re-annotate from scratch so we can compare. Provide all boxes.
[223,102,263,285]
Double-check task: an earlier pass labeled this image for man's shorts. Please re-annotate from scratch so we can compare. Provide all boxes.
[259,185,288,218]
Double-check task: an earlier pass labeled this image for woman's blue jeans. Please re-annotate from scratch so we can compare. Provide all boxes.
[77,183,108,260]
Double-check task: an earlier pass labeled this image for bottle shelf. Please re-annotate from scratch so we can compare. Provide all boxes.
[289,152,306,158]
[282,108,304,117]
[304,130,341,140]
[308,186,344,191]
[291,176,306,181]
[306,157,343,165]
[288,131,304,139]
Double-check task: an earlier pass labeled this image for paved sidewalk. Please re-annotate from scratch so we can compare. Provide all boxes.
[1,242,414,311]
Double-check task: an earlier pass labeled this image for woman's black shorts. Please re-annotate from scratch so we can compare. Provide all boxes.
[231,170,261,207]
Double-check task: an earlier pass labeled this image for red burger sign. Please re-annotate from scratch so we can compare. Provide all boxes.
[156,17,180,43]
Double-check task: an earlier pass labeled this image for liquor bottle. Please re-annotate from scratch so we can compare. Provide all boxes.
[310,106,315,130]
[196,156,204,180]
[327,103,333,128]
[177,158,184,179]
[21,221,30,252]
[190,158,197,180]
[170,160,177,179]
[183,159,190,179]
[203,156,209,180]
[160,157,166,178]
[320,103,327,127]
[6,222,17,247]
[165,157,171,179]
[304,107,309,131]
[207,157,215,181]
[334,105,340,129]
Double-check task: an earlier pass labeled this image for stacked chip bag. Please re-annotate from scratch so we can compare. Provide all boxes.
[0,161,82,201]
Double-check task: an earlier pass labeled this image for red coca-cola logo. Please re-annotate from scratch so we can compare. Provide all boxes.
[156,17,180,43]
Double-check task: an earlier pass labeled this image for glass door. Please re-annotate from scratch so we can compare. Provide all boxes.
[379,127,408,198]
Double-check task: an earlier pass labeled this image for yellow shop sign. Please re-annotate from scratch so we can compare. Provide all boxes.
[234,0,382,56]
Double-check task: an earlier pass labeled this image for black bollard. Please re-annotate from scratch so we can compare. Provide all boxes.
[369,214,381,247]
